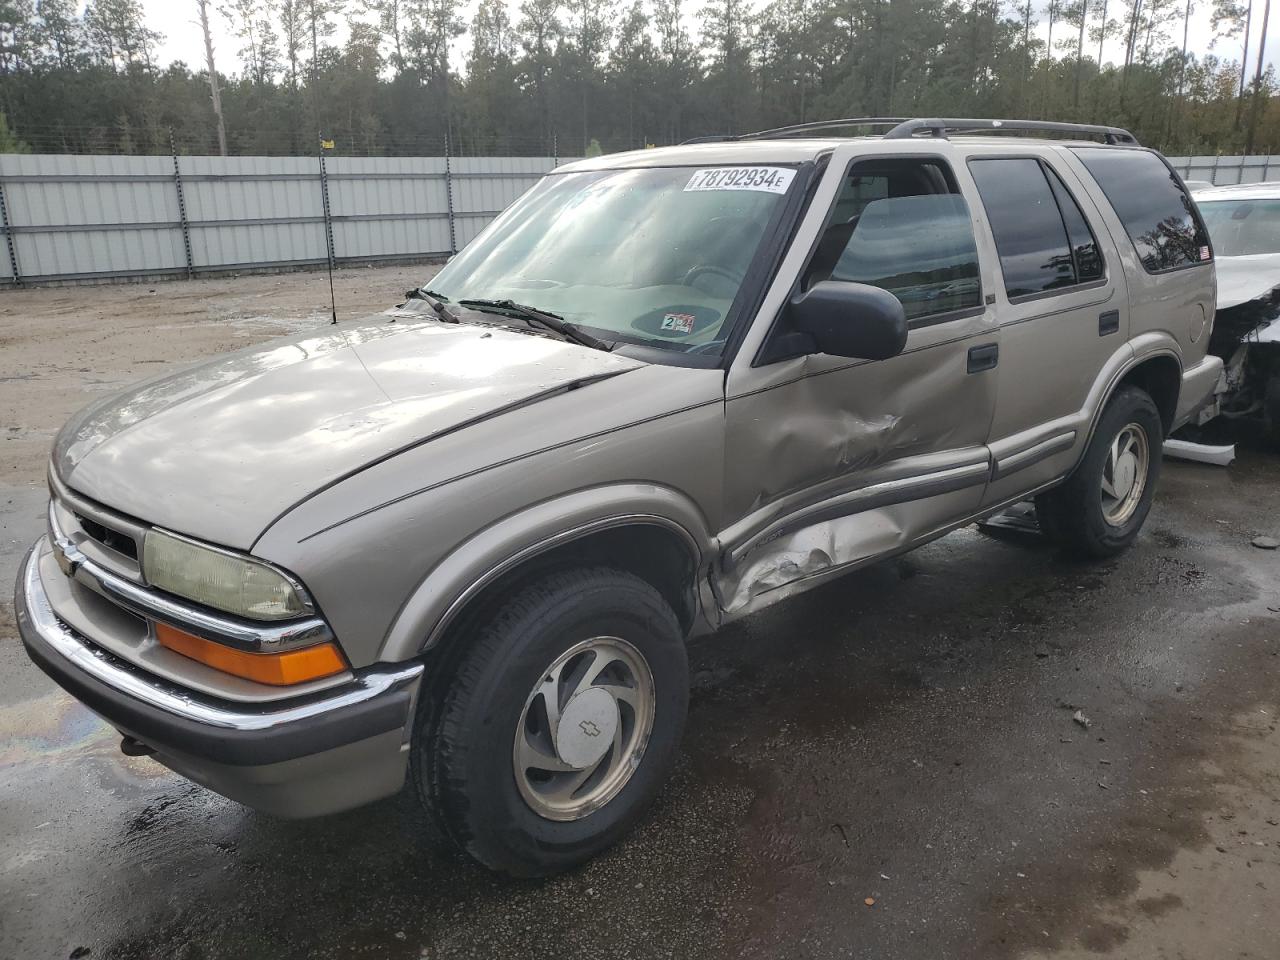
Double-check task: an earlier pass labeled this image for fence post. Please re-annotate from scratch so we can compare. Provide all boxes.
[444,133,457,256]
[170,129,195,279]
[317,136,338,324]
[552,133,559,168]
[0,173,20,286]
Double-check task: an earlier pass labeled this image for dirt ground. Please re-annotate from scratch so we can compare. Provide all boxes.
[2,266,1279,960]
[0,265,433,486]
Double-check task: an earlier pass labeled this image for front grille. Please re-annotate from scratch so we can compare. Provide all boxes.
[49,471,148,584]
[76,513,140,561]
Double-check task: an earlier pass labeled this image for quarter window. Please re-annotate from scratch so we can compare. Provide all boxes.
[805,159,982,323]
[1044,165,1104,283]
[1074,148,1211,273]
[970,157,1103,299]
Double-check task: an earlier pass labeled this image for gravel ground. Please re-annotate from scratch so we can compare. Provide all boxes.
[2,266,1279,960]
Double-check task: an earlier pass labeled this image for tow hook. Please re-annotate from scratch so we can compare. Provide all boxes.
[120,736,156,757]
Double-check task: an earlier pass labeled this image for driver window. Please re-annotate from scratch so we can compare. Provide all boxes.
[804,159,983,324]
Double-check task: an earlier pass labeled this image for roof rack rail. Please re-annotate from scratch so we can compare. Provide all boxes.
[680,118,909,145]
[884,118,1139,145]
[739,118,911,140]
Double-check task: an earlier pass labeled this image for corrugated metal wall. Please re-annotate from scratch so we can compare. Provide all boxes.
[1168,155,1280,186]
[0,153,568,285]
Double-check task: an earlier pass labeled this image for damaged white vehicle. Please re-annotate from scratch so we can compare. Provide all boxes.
[1193,182,1280,442]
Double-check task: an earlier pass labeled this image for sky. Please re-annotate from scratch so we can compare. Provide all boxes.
[141,0,1279,81]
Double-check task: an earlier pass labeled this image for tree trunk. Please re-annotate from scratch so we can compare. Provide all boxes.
[1023,2,1033,115]
[1044,0,1057,117]
[196,0,227,156]
[1074,0,1089,110]
[1246,0,1271,153]
[1167,0,1191,146]
[1236,0,1255,131]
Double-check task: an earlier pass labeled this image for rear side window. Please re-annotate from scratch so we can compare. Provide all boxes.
[969,157,1104,299]
[1074,148,1210,273]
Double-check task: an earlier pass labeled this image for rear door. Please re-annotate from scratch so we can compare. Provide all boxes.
[965,146,1133,506]
[717,144,1001,618]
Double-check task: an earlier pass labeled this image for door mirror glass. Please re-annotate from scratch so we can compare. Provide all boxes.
[787,281,908,360]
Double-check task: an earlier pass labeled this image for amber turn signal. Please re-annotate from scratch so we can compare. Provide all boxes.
[154,622,347,686]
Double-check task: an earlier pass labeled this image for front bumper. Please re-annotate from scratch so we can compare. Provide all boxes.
[16,539,425,817]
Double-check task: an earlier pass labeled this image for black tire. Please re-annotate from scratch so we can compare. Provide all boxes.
[1035,385,1163,559]
[413,567,688,877]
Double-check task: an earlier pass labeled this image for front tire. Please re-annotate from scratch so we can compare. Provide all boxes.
[414,567,688,877]
[1036,385,1163,559]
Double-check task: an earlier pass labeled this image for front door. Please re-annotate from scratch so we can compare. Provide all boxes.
[717,148,1001,619]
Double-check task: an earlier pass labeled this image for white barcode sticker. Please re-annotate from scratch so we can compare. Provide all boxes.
[684,166,795,194]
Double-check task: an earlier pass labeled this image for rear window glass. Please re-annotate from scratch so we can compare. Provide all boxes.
[1198,198,1280,256]
[1074,148,1210,273]
[970,158,1077,298]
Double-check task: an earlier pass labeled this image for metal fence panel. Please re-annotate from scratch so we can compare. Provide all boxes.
[0,152,569,285]
[1168,155,1280,185]
[0,154,185,281]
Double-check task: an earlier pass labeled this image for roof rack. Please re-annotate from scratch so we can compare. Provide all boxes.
[680,118,908,145]
[740,118,911,140]
[690,117,1140,147]
[883,118,1139,145]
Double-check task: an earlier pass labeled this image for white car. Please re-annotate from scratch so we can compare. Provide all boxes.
[1192,182,1280,442]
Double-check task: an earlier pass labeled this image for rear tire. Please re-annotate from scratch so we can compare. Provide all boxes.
[413,567,688,877]
[1035,385,1163,559]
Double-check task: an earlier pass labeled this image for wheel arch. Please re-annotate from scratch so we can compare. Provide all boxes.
[1112,353,1181,436]
[379,484,713,665]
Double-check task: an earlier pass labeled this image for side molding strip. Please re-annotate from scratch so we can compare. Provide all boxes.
[992,431,1077,480]
[723,461,991,568]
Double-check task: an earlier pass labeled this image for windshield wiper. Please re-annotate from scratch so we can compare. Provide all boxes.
[404,287,461,323]
[455,298,611,351]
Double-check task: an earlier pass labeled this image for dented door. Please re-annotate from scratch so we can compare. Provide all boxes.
[715,145,1002,619]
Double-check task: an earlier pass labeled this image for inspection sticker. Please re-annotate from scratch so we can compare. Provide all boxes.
[684,166,795,194]
[660,312,697,334]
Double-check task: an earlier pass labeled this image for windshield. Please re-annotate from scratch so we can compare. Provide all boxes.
[1197,198,1280,257]
[427,165,799,356]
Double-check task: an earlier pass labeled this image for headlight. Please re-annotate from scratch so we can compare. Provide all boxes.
[143,528,310,621]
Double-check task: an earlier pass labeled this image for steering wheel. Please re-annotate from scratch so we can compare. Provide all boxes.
[682,264,745,293]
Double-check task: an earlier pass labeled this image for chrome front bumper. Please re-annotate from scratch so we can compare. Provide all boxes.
[16,540,425,817]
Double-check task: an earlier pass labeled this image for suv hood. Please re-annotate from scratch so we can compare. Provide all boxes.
[54,315,644,550]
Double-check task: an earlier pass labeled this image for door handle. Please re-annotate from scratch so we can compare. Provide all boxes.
[1099,310,1120,336]
[967,343,999,373]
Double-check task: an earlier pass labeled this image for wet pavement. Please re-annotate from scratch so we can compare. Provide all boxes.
[2,269,1279,958]
[2,444,1277,960]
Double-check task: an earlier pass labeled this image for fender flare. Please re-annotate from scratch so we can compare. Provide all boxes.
[378,483,715,662]
[1083,336,1182,449]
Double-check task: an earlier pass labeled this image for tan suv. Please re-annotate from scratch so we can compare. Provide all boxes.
[16,118,1221,876]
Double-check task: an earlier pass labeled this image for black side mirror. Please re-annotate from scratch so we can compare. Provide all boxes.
[786,281,908,361]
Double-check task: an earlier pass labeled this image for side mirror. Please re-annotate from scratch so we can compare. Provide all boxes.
[786,281,908,361]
